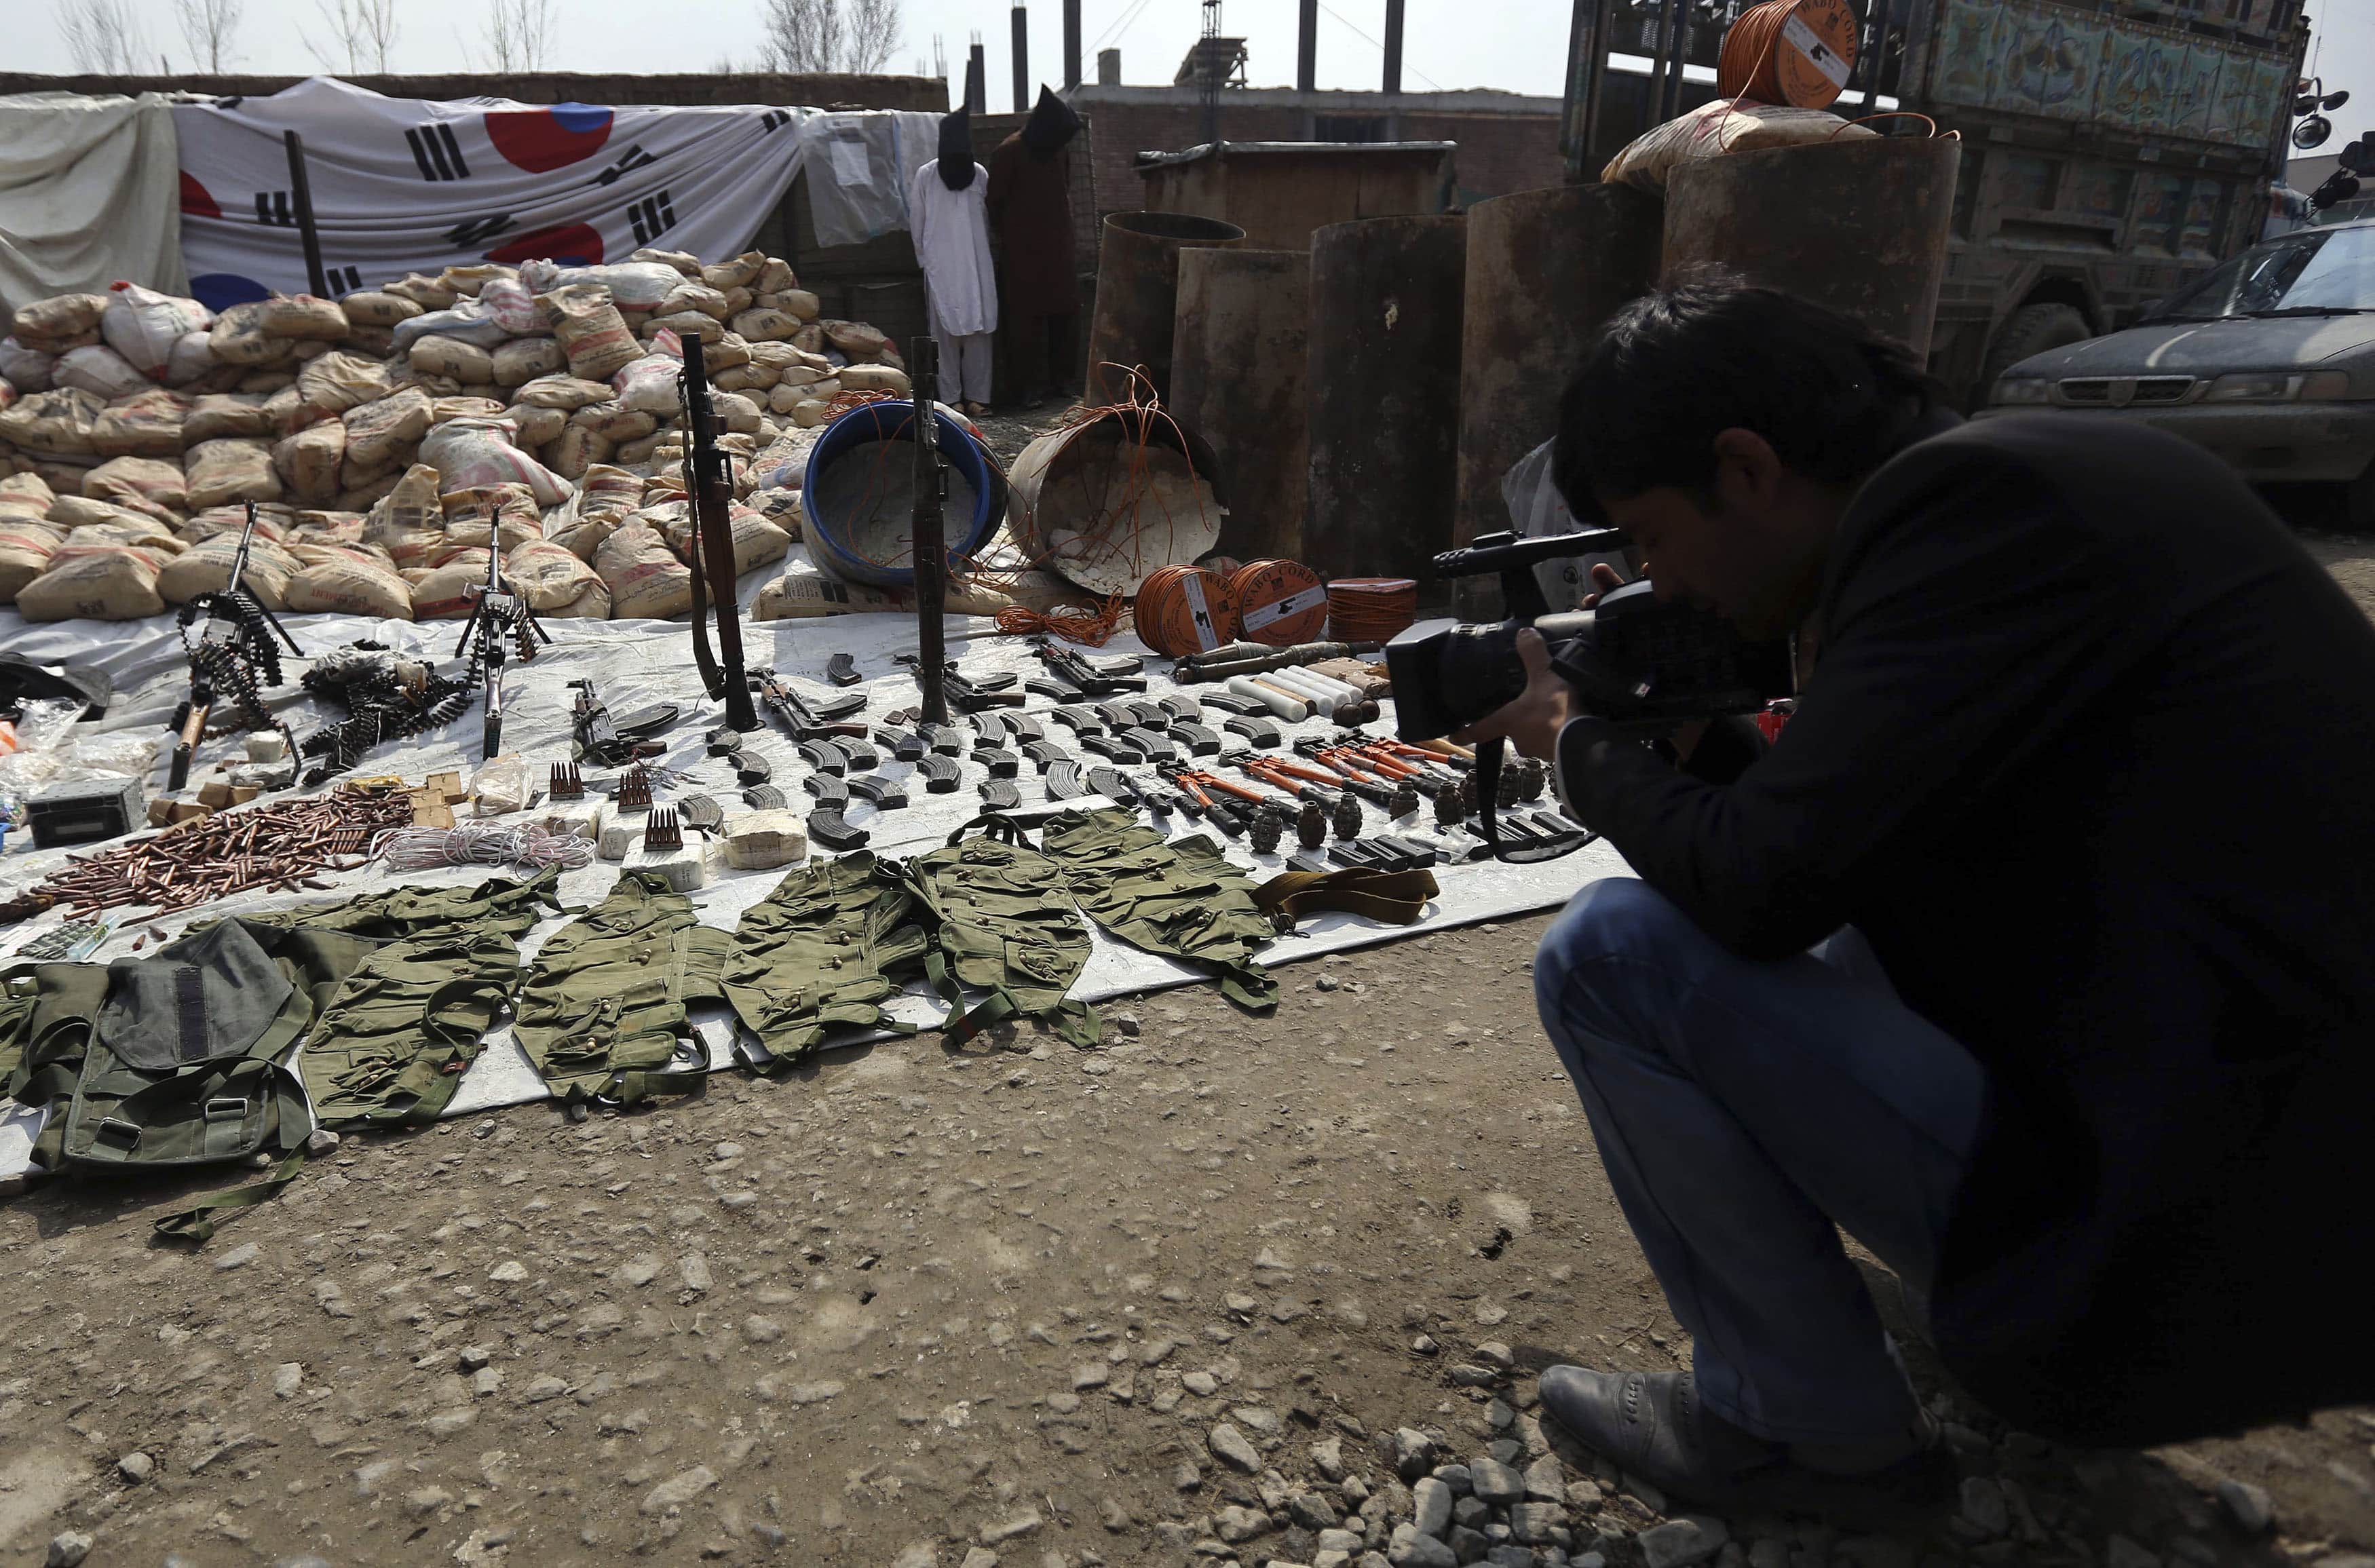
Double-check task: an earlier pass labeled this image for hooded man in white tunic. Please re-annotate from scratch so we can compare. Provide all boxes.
[909,107,998,417]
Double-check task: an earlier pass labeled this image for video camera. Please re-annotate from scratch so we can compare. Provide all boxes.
[1387,529,1796,742]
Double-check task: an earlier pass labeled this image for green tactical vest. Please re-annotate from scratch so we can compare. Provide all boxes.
[901,820,1102,1050]
[243,871,565,1128]
[511,871,731,1111]
[1038,807,1280,1012]
[719,850,930,1070]
[1,920,378,1240]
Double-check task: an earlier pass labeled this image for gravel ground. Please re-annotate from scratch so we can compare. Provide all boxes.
[3,915,2370,1568]
[3,470,2372,1568]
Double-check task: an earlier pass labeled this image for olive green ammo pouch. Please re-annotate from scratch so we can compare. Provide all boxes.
[244,871,565,1128]
[1038,807,1279,1012]
[511,871,731,1111]
[902,817,1101,1049]
[0,920,375,1240]
[720,850,929,1070]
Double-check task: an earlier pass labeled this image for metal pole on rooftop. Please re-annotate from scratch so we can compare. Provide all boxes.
[1298,0,1318,93]
[1012,4,1030,113]
[1382,0,1405,95]
[1063,0,1082,90]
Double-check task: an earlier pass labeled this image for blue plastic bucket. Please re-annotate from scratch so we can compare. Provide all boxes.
[799,402,1004,588]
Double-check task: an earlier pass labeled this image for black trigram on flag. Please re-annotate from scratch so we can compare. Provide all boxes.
[324,263,364,295]
[588,143,656,188]
[446,214,516,248]
[759,110,791,133]
[406,122,473,182]
[628,190,677,244]
[253,190,296,227]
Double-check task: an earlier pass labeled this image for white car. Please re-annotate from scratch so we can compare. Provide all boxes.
[1986,217,2375,526]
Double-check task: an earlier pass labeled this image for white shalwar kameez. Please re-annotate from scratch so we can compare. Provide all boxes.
[909,159,998,404]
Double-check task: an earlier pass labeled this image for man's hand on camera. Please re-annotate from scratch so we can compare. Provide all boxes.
[1451,628,1574,763]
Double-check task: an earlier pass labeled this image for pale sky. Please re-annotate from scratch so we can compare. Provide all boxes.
[14,0,2374,155]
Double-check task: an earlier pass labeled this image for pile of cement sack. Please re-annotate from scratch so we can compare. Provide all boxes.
[0,249,916,622]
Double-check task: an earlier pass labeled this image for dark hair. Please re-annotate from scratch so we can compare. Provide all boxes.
[1552,281,1945,523]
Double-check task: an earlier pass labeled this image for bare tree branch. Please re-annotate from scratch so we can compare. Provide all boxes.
[58,0,151,75]
[304,0,398,73]
[358,0,398,71]
[480,0,557,73]
[845,0,901,75]
[756,0,901,73]
[174,0,243,73]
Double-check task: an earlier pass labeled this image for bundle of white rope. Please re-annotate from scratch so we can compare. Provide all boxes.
[372,823,597,872]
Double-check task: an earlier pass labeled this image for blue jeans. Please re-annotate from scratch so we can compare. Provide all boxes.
[1535,878,1990,1445]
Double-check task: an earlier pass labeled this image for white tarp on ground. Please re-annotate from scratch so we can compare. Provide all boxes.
[170,77,940,311]
[0,594,1622,1176]
[0,92,187,319]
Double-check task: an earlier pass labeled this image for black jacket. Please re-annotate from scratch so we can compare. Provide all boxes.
[1557,414,2375,1445]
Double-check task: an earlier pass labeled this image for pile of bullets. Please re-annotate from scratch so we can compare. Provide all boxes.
[0,786,415,923]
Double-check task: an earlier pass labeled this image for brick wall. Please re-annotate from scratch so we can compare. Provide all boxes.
[1397,113,1565,207]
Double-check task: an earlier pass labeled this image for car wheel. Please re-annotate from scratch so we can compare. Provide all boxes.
[2346,461,2375,533]
[1980,303,2094,398]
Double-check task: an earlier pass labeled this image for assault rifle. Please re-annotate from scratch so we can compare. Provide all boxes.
[747,666,869,740]
[681,337,760,732]
[1027,638,1147,698]
[894,654,1023,712]
[168,501,303,791]
[455,533,551,760]
[570,678,679,767]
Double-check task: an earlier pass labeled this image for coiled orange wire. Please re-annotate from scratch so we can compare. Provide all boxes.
[1324,577,1421,643]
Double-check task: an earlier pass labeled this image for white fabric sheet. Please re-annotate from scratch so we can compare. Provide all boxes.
[0,92,187,318]
[801,111,945,248]
[0,595,1613,1175]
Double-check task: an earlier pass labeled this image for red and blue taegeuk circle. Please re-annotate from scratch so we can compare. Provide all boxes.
[482,103,614,172]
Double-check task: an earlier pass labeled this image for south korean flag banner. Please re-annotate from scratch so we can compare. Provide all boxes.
[171,76,812,311]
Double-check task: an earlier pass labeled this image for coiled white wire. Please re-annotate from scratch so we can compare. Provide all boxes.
[372,824,597,872]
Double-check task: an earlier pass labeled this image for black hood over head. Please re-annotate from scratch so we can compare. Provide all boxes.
[938,107,975,189]
[1021,85,1082,155]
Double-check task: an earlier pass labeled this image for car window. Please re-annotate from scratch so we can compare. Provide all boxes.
[2154,227,2375,317]
[2285,230,2375,307]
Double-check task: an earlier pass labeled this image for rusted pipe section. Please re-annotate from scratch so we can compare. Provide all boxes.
[1453,183,1661,550]
[1304,214,1467,587]
[1084,211,1245,404]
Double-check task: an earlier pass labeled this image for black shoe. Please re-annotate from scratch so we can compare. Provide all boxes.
[1536,1366,1956,1529]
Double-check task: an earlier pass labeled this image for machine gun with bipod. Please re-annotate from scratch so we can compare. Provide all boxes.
[168,501,305,792]
[455,532,551,760]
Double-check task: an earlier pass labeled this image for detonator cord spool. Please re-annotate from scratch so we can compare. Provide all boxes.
[1137,562,1242,657]
[1226,559,1330,647]
[1325,577,1420,644]
[1716,0,1859,110]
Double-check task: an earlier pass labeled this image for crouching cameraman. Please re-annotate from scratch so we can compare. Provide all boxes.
[1458,283,2375,1516]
